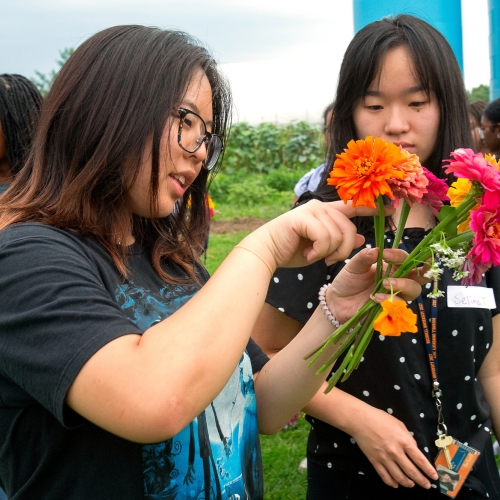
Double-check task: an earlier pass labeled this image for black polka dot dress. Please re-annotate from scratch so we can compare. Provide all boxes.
[266,227,500,498]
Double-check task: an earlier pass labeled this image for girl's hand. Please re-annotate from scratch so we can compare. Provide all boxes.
[351,406,438,489]
[241,200,394,270]
[326,247,422,324]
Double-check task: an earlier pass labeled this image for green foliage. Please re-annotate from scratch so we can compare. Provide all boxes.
[31,47,75,96]
[213,193,292,220]
[225,179,277,207]
[467,84,490,103]
[221,121,323,175]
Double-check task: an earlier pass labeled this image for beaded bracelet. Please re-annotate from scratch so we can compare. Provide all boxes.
[318,283,342,328]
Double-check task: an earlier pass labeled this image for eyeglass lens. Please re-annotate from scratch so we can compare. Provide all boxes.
[179,110,222,170]
[180,112,206,152]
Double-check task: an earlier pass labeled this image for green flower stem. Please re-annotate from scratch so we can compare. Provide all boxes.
[304,300,377,365]
[390,200,411,250]
[446,230,474,248]
[323,345,355,392]
[315,323,362,375]
[325,307,379,391]
[383,199,411,278]
[375,196,387,284]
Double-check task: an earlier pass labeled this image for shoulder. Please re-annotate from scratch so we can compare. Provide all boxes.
[1,223,86,252]
[0,223,115,284]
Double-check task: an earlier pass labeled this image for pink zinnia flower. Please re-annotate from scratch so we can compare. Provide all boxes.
[389,150,428,208]
[460,258,489,286]
[443,148,500,192]
[420,167,450,216]
[468,190,500,267]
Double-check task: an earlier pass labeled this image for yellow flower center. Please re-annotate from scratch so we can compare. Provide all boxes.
[487,222,500,239]
[356,158,374,177]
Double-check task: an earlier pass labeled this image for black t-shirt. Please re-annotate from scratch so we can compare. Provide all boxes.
[266,225,500,496]
[0,223,268,499]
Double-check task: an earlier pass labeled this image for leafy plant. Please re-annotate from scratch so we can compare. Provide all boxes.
[467,84,489,103]
[221,121,323,175]
[31,47,74,96]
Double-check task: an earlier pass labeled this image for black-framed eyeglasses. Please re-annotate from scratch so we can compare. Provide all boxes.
[177,108,223,171]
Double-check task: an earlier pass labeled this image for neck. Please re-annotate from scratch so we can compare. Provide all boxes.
[392,203,435,230]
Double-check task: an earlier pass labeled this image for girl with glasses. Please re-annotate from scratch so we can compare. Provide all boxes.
[0,25,422,499]
[256,14,500,500]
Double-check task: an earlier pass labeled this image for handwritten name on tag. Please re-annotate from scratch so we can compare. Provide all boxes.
[447,286,497,309]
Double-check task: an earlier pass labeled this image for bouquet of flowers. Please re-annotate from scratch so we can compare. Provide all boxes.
[305,137,500,393]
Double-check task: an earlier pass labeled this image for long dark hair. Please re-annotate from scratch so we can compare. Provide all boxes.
[0,74,43,175]
[313,14,472,233]
[0,25,232,283]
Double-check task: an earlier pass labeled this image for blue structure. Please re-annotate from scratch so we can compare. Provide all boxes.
[353,0,464,72]
[489,0,500,99]
[353,0,500,100]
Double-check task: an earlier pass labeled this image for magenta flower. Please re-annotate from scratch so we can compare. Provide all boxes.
[420,167,450,216]
[468,190,500,267]
[460,258,489,286]
[443,148,500,192]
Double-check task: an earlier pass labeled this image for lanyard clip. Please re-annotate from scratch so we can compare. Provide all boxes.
[432,381,442,399]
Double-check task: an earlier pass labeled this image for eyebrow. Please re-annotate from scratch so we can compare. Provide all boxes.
[181,100,214,127]
[365,85,426,97]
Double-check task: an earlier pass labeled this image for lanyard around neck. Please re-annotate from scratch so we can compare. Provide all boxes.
[388,217,448,435]
[386,218,439,382]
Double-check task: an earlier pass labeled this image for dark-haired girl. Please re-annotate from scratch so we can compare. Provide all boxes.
[481,98,500,157]
[0,25,422,499]
[0,74,42,194]
[255,14,500,499]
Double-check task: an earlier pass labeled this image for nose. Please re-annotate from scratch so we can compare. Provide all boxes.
[188,138,209,166]
[383,107,410,137]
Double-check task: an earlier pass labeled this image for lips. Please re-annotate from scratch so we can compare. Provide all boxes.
[393,142,414,150]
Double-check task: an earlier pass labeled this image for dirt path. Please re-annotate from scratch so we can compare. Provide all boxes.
[210,218,268,234]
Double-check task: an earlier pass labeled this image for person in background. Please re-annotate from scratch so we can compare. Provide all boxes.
[0,74,43,195]
[468,100,489,154]
[0,25,423,499]
[0,73,42,500]
[253,14,500,499]
[293,102,334,204]
[481,97,500,158]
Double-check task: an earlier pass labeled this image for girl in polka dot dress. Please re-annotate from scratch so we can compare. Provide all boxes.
[252,14,500,500]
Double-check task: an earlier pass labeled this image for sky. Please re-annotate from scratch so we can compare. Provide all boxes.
[0,0,491,124]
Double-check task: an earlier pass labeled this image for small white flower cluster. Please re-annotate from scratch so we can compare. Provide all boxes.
[425,242,470,297]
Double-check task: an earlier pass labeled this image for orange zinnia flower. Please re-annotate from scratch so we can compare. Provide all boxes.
[373,299,418,337]
[327,136,408,208]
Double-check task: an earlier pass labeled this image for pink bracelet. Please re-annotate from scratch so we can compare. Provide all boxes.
[318,283,342,328]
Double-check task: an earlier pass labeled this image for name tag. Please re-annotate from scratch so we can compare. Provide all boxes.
[447,286,497,309]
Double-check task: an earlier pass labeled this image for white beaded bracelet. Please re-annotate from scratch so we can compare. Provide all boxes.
[318,283,342,328]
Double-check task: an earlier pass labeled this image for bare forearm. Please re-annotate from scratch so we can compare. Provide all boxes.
[303,384,373,434]
[255,307,339,433]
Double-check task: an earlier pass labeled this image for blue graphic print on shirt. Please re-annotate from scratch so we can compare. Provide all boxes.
[115,280,262,500]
